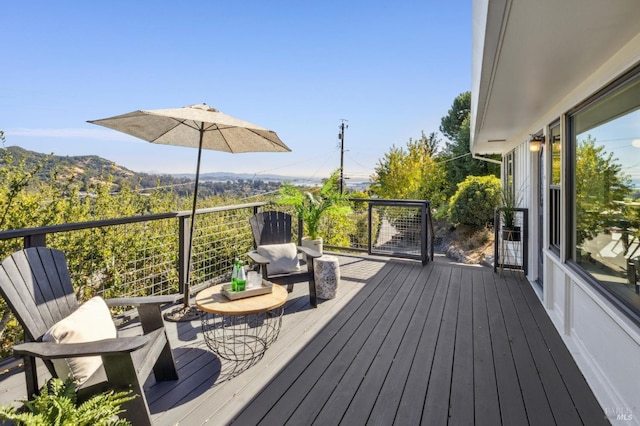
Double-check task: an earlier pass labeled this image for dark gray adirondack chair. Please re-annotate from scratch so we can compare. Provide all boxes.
[247,211,322,307]
[0,247,179,426]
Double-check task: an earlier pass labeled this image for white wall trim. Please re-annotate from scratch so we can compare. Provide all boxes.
[547,257,640,347]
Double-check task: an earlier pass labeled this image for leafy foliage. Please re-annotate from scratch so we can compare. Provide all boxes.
[0,146,282,199]
[278,169,352,240]
[575,136,633,245]
[345,190,380,250]
[370,132,447,206]
[439,91,471,141]
[0,140,182,356]
[0,377,134,426]
[448,175,501,229]
[439,93,500,197]
[500,184,522,228]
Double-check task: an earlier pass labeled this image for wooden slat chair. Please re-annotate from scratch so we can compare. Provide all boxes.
[248,211,322,307]
[0,247,179,426]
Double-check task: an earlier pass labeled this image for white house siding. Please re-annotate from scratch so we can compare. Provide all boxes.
[509,129,640,424]
[471,0,640,418]
[472,0,640,420]
[508,64,640,425]
[541,259,640,424]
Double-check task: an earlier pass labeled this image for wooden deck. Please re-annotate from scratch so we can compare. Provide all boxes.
[0,254,608,425]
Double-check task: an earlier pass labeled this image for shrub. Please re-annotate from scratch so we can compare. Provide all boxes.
[0,377,135,425]
[448,175,501,229]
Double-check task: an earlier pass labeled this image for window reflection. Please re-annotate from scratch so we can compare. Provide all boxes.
[551,127,561,186]
[549,124,561,251]
[572,77,640,314]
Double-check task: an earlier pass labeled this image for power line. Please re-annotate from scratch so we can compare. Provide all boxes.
[434,152,472,164]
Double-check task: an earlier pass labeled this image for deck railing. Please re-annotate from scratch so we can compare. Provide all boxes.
[0,198,433,358]
[494,207,528,274]
[0,199,433,302]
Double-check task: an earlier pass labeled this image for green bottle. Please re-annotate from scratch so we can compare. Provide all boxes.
[236,260,246,292]
[231,258,239,292]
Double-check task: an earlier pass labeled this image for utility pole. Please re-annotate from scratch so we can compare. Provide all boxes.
[338,119,348,194]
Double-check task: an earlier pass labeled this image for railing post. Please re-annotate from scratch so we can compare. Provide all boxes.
[178,216,190,296]
[367,202,373,255]
[421,202,427,265]
[494,209,500,273]
[297,216,303,246]
[523,208,529,275]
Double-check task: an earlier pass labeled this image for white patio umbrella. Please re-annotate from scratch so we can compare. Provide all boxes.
[89,103,290,321]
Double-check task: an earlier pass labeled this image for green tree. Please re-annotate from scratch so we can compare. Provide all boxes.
[439,92,500,197]
[575,136,632,245]
[370,133,446,206]
[0,134,183,356]
[0,135,66,352]
[439,91,471,141]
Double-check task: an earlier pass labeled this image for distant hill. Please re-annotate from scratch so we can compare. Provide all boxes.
[1,146,369,196]
[1,146,194,194]
[0,146,287,198]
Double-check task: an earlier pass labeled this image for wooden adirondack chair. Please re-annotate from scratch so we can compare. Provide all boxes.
[247,211,322,307]
[0,247,179,426]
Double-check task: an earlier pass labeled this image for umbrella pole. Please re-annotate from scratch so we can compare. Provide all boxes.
[165,126,205,322]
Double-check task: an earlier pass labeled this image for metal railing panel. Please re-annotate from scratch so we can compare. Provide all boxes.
[494,207,529,274]
[0,198,435,358]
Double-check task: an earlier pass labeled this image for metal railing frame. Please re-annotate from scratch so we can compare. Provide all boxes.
[493,207,529,274]
[0,199,434,299]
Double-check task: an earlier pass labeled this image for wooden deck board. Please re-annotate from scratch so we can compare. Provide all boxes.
[471,268,501,426]
[395,264,450,426]
[422,264,460,425]
[314,261,426,425]
[258,261,407,425]
[0,255,607,426]
[366,264,439,426]
[504,272,583,425]
[449,266,475,425]
[517,274,610,425]
[218,257,397,426]
[482,268,529,425]
[494,273,557,426]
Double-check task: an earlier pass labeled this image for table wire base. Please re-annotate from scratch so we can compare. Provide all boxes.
[201,307,284,374]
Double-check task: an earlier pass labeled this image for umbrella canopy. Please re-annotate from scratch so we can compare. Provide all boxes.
[89,103,291,321]
[89,103,290,153]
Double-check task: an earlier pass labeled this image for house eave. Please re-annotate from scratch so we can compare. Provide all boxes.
[471,0,640,155]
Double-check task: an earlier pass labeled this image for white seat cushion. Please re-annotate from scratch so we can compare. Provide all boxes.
[257,243,301,275]
[43,296,117,385]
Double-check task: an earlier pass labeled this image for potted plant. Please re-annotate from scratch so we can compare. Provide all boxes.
[500,186,521,241]
[278,169,352,254]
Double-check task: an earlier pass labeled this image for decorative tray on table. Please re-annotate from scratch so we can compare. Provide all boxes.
[221,280,273,300]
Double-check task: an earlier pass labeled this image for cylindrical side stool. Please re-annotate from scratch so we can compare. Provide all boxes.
[314,255,340,299]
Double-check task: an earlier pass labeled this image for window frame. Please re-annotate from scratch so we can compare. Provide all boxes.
[548,121,561,255]
[566,64,640,326]
[504,149,515,195]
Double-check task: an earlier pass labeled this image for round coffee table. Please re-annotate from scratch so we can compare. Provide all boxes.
[195,283,287,370]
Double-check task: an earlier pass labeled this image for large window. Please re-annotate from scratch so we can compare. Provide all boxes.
[570,71,640,318]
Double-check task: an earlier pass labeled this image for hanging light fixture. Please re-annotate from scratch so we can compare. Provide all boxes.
[529,134,545,152]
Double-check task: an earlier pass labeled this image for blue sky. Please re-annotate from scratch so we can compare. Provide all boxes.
[1,1,470,180]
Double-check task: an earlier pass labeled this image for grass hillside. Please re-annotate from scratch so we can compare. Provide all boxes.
[2,145,192,193]
[1,146,282,199]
